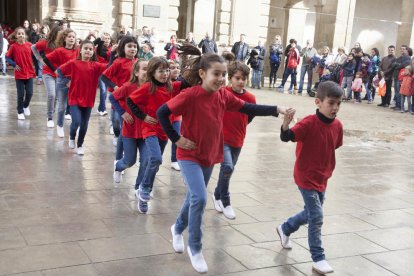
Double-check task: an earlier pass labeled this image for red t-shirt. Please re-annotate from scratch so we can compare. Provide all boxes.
[167,85,245,167]
[46,47,79,70]
[6,42,36,80]
[35,40,55,77]
[129,82,182,140]
[291,114,343,192]
[223,87,256,148]
[102,57,137,92]
[59,60,107,107]
[112,81,143,139]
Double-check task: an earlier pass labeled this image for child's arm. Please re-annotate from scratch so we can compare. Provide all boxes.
[280,108,296,142]
[126,97,157,125]
[31,44,45,65]
[238,102,288,117]
[157,104,196,150]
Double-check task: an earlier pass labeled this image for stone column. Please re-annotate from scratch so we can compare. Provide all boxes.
[118,0,134,30]
[66,0,103,37]
[313,0,339,50]
[396,0,414,49]
[51,0,68,22]
[168,0,180,34]
[214,0,233,46]
[332,0,356,51]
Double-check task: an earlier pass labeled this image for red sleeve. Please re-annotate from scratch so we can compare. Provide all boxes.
[128,83,150,105]
[224,88,245,112]
[96,62,107,77]
[291,116,312,142]
[35,40,46,51]
[336,122,343,149]
[59,60,74,78]
[102,61,118,81]
[166,89,191,115]
[46,49,60,64]
[5,44,14,59]
[112,83,130,101]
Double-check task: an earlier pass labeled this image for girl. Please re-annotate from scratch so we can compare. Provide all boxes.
[211,61,256,220]
[44,28,78,137]
[168,59,182,171]
[57,40,107,155]
[127,56,185,214]
[29,22,42,85]
[32,25,62,128]
[351,71,363,103]
[156,46,289,273]
[5,27,36,120]
[399,65,413,113]
[109,60,148,193]
[268,35,283,88]
[102,36,138,161]
[341,53,355,100]
[164,34,178,60]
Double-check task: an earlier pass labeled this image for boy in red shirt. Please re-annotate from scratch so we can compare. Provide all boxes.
[277,81,343,275]
[211,61,256,220]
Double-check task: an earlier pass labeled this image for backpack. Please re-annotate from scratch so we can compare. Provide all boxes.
[270,52,280,64]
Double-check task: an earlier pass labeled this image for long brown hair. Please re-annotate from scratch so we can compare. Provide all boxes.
[55,28,76,48]
[46,25,62,50]
[129,59,147,85]
[146,57,172,94]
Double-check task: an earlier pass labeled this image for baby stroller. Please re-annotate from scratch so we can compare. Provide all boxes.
[308,65,341,97]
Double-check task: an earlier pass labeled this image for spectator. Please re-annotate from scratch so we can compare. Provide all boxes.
[164,34,178,60]
[231,34,249,62]
[390,45,411,109]
[150,27,159,44]
[368,47,380,99]
[268,35,283,88]
[277,39,300,93]
[198,32,217,54]
[23,19,31,37]
[185,32,196,47]
[39,25,50,40]
[247,40,265,89]
[298,39,317,94]
[378,45,396,107]
[138,42,154,60]
[138,26,151,45]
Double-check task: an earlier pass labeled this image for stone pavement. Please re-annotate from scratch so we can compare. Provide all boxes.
[0,74,413,276]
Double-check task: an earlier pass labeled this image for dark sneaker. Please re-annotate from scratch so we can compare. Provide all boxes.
[139,189,151,202]
[137,199,148,214]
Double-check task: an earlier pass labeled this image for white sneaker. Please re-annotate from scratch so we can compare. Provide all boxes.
[68,139,75,149]
[112,137,118,146]
[211,194,222,213]
[187,246,208,273]
[276,225,292,249]
[98,110,108,116]
[77,147,84,155]
[47,119,54,128]
[113,160,122,183]
[312,260,334,274]
[17,113,25,120]
[218,201,236,220]
[171,224,184,253]
[65,114,71,120]
[56,126,64,138]
[23,107,30,116]
[109,126,114,135]
[171,162,181,171]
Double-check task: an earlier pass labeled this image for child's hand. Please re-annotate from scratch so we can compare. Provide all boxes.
[122,113,134,125]
[66,81,71,88]
[144,115,157,125]
[282,108,296,130]
[176,136,196,150]
[15,65,21,71]
[277,105,289,115]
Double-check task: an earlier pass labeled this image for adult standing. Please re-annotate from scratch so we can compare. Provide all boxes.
[368,48,380,100]
[198,32,217,54]
[231,34,249,62]
[185,32,196,47]
[390,45,411,110]
[298,40,317,94]
[164,34,178,60]
[268,35,283,88]
[378,45,396,107]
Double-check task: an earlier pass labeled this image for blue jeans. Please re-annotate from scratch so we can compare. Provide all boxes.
[69,105,92,147]
[282,188,326,262]
[139,136,168,194]
[98,76,107,112]
[111,109,121,137]
[364,82,372,101]
[113,111,124,161]
[175,160,214,253]
[401,95,412,112]
[341,76,353,99]
[171,121,181,162]
[298,65,313,92]
[56,77,70,127]
[251,69,262,88]
[15,79,33,114]
[115,137,147,190]
[393,76,401,108]
[43,74,56,120]
[214,144,241,206]
[281,68,297,88]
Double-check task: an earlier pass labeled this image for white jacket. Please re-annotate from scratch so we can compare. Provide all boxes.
[1,38,9,57]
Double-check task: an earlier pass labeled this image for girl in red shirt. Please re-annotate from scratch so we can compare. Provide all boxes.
[6,27,36,120]
[31,25,62,128]
[44,28,78,137]
[157,46,287,273]
[102,36,138,161]
[109,60,148,190]
[57,40,107,155]
[127,57,184,214]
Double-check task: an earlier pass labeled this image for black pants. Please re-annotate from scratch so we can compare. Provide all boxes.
[381,79,393,105]
[269,62,280,86]
[16,79,33,114]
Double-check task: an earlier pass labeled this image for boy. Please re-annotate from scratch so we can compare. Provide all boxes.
[277,80,343,275]
[211,61,256,220]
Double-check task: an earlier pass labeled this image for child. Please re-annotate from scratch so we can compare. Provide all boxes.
[109,60,149,191]
[31,25,62,128]
[277,80,343,275]
[127,56,185,214]
[5,27,36,120]
[168,59,182,171]
[341,53,355,100]
[44,28,78,137]
[399,65,413,113]
[360,54,372,102]
[57,40,107,155]
[211,61,256,220]
[351,71,363,103]
[156,46,289,273]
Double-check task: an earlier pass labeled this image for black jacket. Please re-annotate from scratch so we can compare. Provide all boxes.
[392,55,412,77]
[198,39,218,54]
[247,46,266,70]
[231,41,249,61]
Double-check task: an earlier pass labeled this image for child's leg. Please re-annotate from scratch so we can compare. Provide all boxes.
[401,95,406,112]
[98,76,107,112]
[43,75,57,120]
[346,77,353,99]
[23,79,33,109]
[115,137,138,172]
[69,105,81,140]
[135,139,148,191]
[56,79,69,127]
[214,144,241,207]
[407,96,412,113]
[175,160,214,253]
[258,70,262,88]
[15,80,25,114]
[76,107,92,147]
